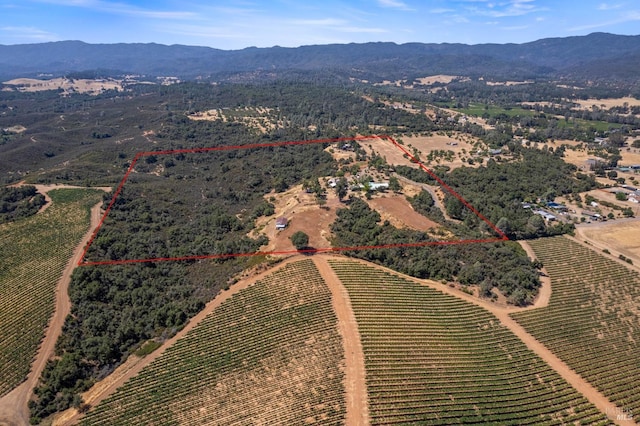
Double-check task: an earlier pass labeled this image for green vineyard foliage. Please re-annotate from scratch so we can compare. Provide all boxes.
[330,259,611,425]
[82,259,345,425]
[512,236,640,419]
[0,189,102,397]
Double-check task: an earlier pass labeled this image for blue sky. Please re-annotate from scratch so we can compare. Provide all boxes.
[1,0,639,49]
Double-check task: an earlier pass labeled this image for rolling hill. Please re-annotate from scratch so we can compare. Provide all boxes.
[1,32,639,82]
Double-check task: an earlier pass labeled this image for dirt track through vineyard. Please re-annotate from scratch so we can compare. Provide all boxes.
[314,257,369,426]
[57,257,307,425]
[336,249,628,425]
[0,194,105,426]
[8,236,627,425]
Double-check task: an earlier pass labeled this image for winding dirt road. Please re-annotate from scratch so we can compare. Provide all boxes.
[2,201,626,426]
[0,186,109,426]
[55,257,306,425]
[335,252,627,425]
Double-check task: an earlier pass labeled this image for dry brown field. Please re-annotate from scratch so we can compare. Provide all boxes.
[571,97,640,110]
[187,107,279,133]
[364,134,480,171]
[413,74,460,85]
[3,77,122,94]
[367,194,439,231]
[251,184,341,253]
[577,218,640,263]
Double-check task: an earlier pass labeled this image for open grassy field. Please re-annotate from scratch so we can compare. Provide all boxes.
[0,188,102,397]
[512,236,640,419]
[455,103,538,118]
[2,77,123,95]
[81,259,345,425]
[572,97,640,111]
[329,259,610,425]
[577,219,640,263]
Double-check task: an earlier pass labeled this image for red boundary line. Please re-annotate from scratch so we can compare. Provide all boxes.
[78,135,507,267]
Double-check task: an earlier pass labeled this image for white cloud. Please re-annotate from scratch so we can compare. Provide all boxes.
[288,18,388,34]
[568,10,640,32]
[430,8,455,14]
[377,0,414,11]
[32,0,197,20]
[290,18,348,27]
[1,26,59,41]
[340,26,389,34]
[502,24,529,30]
[466,0,546,18]
[598,3,624,10]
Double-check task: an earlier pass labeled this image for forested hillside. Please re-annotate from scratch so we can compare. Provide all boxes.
[0,62,636,422]
[1,32,639,82]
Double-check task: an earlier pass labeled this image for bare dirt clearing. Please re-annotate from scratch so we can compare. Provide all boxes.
[367,195,438,231]
[2,125,26,134]
[252,185,341,253]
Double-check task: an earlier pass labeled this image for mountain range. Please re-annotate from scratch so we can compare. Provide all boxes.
[1,32,639,82]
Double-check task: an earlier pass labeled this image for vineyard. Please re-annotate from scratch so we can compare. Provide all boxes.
[512,236,640,420]
[81,259,346,425]
[329,259,610,425]
[0,189,102,397]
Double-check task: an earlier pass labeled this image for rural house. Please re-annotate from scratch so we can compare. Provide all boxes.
[275,217,288,230]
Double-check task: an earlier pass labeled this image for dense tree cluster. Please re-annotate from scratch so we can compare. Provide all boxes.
[0,186,46,223]
[406,189,445,223]
[331,198,541,306]
[441,147,596,239]
[29,139,337,420]
[396,147,596,240]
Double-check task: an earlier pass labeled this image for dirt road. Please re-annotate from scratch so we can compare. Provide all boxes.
[518,240,551,309]
[56,257,305,425]
[393,174,458,222]
[0,187,109,426]
[335,254,627,425]
[314,257,369,426]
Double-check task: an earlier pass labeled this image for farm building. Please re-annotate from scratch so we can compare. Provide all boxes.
[533,210,556,221]
[369,182,389,191]
[585,158,605,169]
[581,211,601,220]
[275,217,288,230]
[340,143,353,151]
[547,202,568,212]
[357,181,389,191]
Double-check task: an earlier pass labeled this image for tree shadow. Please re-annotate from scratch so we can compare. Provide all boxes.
[298,246,318,256]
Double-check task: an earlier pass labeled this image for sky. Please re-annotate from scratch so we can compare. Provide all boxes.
[1,0,639,49]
